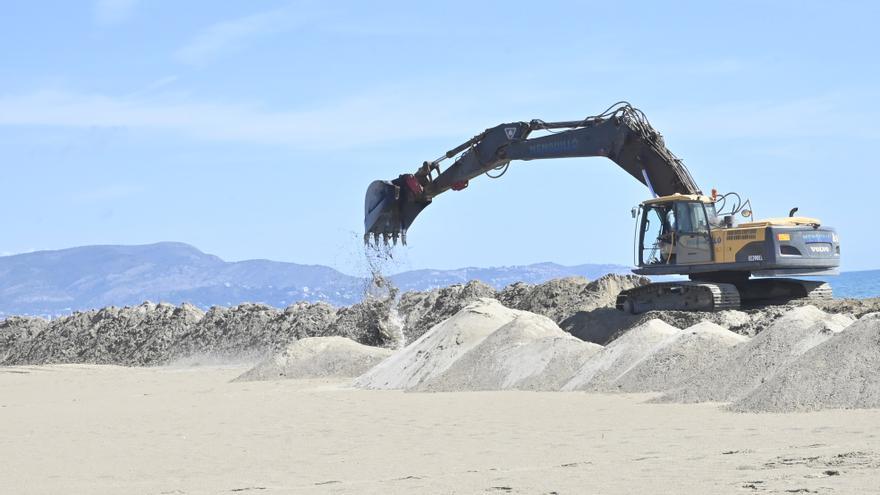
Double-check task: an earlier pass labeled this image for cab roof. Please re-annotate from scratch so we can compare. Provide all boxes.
[640,193,714,206]
[739,217,822,227]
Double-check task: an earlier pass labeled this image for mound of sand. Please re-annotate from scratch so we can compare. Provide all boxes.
[165,301,344,361]
[325,298,400,348]
[397,281,497,343]
[414,313,602,392]
[499,274,649,324]
[562,319,681,391]
[0,316,49,363]
[610,322,749,392]
[658,305,855,403]
[560,304,792,346]
[0,300,350,366]
[731,313,880,412]
[169,303,279,360]
[816,297,880,319]
[7,302,206,365]
[498,277,590,322]
[234,336,392,382]
[354,298,522,390]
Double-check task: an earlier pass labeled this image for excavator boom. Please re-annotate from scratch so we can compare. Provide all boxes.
[364,102,699,245]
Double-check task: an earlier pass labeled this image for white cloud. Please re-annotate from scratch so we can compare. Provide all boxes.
[0,89,505,148]
[94,0,139,26]
[175,7,311,66]
[1,88,874,150]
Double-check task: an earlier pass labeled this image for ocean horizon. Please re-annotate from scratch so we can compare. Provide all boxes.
[807,269,880,299]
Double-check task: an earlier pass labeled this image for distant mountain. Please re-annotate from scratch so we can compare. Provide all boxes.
[0,243,363,317]
[2,242,876,318]
[390,262,631,292]
[0,242,631,318]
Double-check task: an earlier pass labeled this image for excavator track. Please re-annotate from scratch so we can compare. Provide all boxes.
[736,278,833,305]
[616,278,833,314]
[616,281,741,314]
[803,281,834,301]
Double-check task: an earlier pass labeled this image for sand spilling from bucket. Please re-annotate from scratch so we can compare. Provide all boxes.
[234,336,392,382]
[414,312,602,392]
[609,322,748,393]
[562,319,680,391]
[657,305,855,403]
[731,313,880,412]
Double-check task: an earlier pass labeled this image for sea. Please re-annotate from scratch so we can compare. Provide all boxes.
[805,269,880,299]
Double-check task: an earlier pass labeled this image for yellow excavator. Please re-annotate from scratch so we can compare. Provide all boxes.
[363,102,839,313]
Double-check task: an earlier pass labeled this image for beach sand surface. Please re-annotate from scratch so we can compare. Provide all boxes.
[2,364,879,494]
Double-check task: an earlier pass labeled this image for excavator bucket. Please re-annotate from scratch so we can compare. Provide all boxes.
[363,177,430,246]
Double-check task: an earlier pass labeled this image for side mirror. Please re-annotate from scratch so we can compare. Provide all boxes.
[742,209,752,218]
[631,207,638,219]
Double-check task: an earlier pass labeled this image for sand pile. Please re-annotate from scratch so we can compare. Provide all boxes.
[498,277,590,322]
[560,304,795,346]
[354,298,521,390]
[0,300,356,366]
[609,322,749,392]
[562,319,681,391]
[499,274,649,323]
[234,336,392,382]
[169,303,279,360]
[165,301,342,361]
[5,302,205,365]
[658,305,855,403]
[731,313,880,412]
[326,297,399,348]
[414,312,602,392]
[396,281,497,343]
[2,259,439,366]
[816,297,880,319]
[3,271,871,404]
[0,316,49,362]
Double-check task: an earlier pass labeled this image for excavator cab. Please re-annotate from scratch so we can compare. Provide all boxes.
[635,194,717,269]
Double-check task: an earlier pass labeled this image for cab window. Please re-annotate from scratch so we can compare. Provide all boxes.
[673,202,709,234]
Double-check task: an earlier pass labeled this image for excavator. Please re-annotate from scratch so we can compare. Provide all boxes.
[363,102,840,313]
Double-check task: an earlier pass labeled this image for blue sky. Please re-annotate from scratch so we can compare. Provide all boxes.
[1,0,878,274]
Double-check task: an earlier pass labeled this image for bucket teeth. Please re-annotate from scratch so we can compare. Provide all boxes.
[364,229,406,247]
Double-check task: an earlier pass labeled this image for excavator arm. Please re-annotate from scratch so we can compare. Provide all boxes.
[364,102,701,245]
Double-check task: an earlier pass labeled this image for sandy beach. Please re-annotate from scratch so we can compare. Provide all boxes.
[2,364,879,494]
